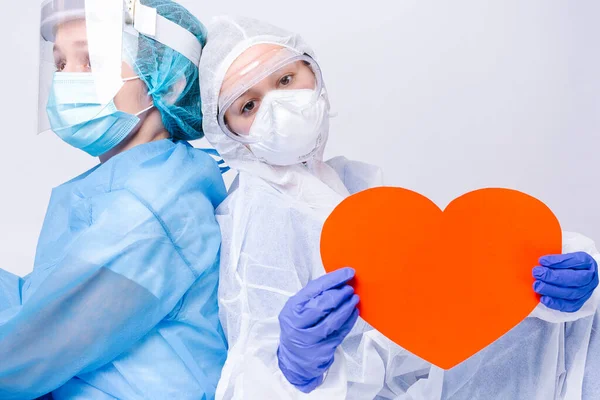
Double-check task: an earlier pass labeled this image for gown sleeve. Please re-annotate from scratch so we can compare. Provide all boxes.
[215,186,352,399]
[0,187,219,399]
[215,178,430,400]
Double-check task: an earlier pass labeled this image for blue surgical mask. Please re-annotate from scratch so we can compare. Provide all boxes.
[46,73,153,157]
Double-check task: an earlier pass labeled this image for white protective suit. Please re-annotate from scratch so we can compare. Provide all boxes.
[199,15,600,400]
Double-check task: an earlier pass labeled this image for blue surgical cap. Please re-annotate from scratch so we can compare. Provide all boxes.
[135,0,207,141]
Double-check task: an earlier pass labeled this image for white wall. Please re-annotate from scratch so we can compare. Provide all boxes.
[1,0,598,277]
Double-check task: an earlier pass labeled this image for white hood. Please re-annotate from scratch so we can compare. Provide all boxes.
[199,15,349,208]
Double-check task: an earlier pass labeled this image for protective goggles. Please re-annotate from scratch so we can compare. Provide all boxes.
[217,46,324,144]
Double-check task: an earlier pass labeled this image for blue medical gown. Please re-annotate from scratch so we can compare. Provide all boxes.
[0,139,228,399]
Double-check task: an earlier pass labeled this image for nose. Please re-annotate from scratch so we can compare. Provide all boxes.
[62,63,89,73]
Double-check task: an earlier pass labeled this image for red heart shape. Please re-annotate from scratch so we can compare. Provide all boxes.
[320,187,562,369]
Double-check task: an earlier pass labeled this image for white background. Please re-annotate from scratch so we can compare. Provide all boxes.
[1,0,598,277]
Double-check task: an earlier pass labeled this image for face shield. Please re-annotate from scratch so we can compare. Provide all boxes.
[38,0,202,136]
[217,46,325,145]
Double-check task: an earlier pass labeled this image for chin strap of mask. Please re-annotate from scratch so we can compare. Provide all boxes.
[125,0,202,66]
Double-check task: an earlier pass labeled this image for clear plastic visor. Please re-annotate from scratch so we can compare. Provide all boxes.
[38,0,140,134]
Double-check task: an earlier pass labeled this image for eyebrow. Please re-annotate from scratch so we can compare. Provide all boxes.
[231,67,298,99]
[53,40,89,53]
[231,90,254,109]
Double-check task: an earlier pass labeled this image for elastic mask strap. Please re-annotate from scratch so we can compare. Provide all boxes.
[122,76,154,117]
[122,74,153,82]
[131,0,202,66]
[122,75,141,82]
[135,104,154,117]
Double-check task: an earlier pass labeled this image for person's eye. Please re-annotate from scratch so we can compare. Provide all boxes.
[241,100,257,114]
[55,59,66,72]
[279,74,293,87]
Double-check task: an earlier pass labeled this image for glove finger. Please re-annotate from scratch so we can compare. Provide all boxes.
[534,277,597,300]
[288,309,360,370]
[540,291,593,313]
[533,266,596,287]
[295,268,355,302]
[307,285,356,313]
[290,285,355,329]
[539,252,596,270]
[334,308,360,340]
[307,294,360,340]
[321,308,360,348]
[280,294,359,347]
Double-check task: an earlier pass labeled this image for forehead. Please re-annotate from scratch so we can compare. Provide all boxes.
[221,44,285,94]
[54,18,87,46]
